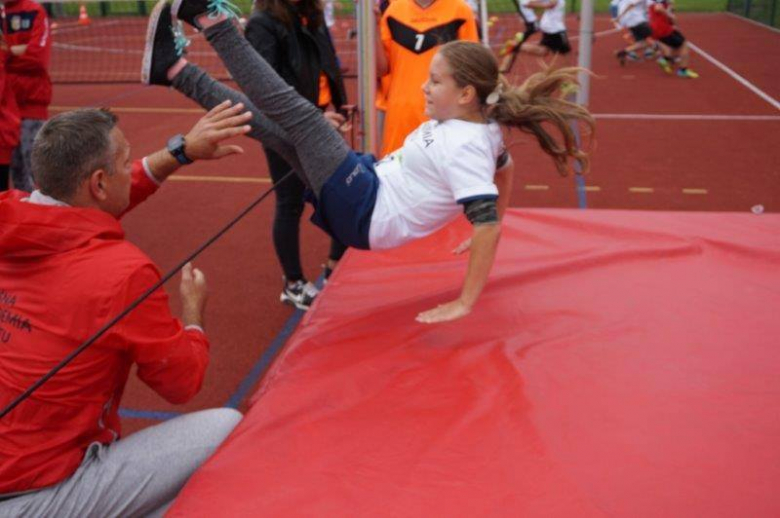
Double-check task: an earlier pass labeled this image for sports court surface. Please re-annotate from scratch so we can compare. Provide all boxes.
[30,7,780,516]
[42,10,780,514]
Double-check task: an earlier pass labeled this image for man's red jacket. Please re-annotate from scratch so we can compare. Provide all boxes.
[2,0,52,119]
[0,162,210,494]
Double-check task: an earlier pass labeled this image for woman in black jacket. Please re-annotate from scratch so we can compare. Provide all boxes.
[245,0,349,310]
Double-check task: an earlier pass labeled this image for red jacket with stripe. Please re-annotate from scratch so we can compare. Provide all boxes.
[0,162,210,494]
[2,0,52,119]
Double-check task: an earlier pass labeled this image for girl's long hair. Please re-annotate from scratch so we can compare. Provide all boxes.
[255,0,324,30]
[438,41,595,176]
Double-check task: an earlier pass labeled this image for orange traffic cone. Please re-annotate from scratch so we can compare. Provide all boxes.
[78,4,90,26]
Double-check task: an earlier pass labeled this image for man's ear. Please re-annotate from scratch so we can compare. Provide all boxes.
[460,84,478,106]
[88,169,109,201]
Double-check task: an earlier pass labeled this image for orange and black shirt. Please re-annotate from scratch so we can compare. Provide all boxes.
[379,0,478,156]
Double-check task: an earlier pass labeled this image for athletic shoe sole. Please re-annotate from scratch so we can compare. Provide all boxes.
[141,0,167,85]
[280,292,311,311]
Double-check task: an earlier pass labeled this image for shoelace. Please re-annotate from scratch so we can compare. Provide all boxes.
[207,0,242,20]
[172,21,191,57]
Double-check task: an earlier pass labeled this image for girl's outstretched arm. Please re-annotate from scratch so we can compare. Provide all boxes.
[416,222,502,324]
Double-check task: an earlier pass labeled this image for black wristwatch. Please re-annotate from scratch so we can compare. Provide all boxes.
[167,134,193,165]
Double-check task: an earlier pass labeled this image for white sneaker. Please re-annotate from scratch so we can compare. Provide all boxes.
[280,279,319,310]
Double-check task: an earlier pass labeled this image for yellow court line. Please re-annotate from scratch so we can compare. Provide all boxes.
[583,186,601,192]
[524,184,549,191]
[51,106,204,114]
[629,187,654,193]
[168,175,271,184]
[682,188,708,195]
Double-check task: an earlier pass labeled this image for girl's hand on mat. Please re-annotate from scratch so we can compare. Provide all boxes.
[416,299,471,324]
[324,111,351,133]
[453,238,472,255]
[180,262,208,328]
[185,100,252,160]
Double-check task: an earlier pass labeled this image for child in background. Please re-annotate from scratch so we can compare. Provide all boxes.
[649,0,698,78]
[612,0,655,65]
[498,0,540,73]
[512,0,571,59]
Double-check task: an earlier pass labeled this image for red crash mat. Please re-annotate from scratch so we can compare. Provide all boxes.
[170,209,780,517]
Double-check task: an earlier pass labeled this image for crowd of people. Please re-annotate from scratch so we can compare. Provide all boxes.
[0,0,702,513]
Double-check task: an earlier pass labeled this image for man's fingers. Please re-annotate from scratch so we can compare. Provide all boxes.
[212,145,244,158]
[205,101,245,123]
[193,268,205,283]
[212,125,252,141]
[182,262,193,280]
[211,111,252,131]
[203,100,234,119]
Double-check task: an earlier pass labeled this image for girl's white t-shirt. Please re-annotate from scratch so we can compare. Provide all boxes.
[369,119,503,250]
[539,0,567,34]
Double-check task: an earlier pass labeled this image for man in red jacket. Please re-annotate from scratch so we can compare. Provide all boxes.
[1,0,51,191]
[0,100,252,516]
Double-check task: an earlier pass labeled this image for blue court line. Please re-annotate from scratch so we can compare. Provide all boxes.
[118,407,182,421]
[224,307,306,409]
[575,174,588,209]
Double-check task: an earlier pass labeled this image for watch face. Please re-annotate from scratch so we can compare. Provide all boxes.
[168,135,190,164]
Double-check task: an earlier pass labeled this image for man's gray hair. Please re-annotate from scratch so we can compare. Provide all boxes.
[32,108,119,200]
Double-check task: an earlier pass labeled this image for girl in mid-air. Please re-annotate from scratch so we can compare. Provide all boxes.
[143,0,594,323]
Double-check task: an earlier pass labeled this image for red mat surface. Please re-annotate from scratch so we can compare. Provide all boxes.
[169,208,780,517]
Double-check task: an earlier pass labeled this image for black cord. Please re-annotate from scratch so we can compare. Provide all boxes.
[0,171,295,420]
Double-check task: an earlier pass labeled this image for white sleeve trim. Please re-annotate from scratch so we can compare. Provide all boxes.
[454,184,500,203]
[142,157,162,186]
[184,324,205,334]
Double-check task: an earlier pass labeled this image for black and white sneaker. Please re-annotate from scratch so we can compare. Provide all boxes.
[171,0,241,30]
[280,279,319,311]
[141,0,189,86]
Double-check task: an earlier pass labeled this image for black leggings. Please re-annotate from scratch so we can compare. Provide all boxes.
[266,147,346,281]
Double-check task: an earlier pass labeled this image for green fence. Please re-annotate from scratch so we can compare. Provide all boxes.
[727,0,780,26]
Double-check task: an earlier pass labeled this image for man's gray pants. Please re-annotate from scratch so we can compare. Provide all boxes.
[0,408,242,517]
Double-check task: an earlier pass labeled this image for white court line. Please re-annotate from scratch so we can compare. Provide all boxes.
[688,41,780,112]
[724,11,780,34]
[594,113,780,121]
[570,27,622,41]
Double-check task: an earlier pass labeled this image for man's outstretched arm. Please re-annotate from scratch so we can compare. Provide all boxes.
[125,100,252,214]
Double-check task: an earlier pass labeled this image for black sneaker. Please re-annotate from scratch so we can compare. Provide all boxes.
[615,49,627,67]
[142,0,188,86]
[280,279,319,311]
[172,0,241,30]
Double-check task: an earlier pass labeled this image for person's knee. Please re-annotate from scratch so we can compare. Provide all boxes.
[200,408,243,446]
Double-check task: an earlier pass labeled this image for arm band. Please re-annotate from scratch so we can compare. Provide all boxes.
[496,150,510,169]
[463,198,499,226]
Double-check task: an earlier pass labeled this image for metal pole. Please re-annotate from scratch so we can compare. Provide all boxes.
[576,0,594,106]
[357,0,378,155]
[571,0,594,207]
[479,0,489,46]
